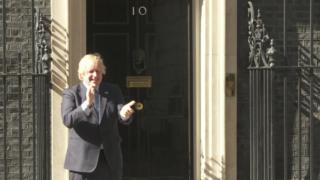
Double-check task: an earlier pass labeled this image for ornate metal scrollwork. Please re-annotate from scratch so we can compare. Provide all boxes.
[248,1,276,68]
[35,10,51,74]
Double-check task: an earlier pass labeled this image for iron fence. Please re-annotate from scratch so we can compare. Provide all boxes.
[248,0,320,179]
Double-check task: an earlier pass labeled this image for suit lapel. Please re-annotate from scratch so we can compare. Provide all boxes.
[99,86,108,124]
[79,83,87,104]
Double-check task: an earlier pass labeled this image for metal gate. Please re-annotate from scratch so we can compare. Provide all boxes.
[0,5,51,180]
[248,1,320,179]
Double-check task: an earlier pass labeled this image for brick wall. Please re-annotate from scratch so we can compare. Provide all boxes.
[0,0,50,180]
[238,1,320,179]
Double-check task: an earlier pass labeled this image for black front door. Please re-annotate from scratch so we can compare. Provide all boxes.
[87,0,192,179]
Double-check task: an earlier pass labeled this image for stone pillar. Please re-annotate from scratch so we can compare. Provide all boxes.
[199,0,226,179]
[51,0,87,179]
[51,0,69,179]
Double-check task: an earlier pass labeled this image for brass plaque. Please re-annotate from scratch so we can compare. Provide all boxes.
[126,76,152,88]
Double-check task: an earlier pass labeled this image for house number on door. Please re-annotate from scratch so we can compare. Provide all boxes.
[132,6,147,16]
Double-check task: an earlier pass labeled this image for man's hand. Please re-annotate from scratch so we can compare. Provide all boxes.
[120,100,136,120]
[86,85,95,107]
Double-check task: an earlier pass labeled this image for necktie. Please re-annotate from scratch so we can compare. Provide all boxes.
[94,90,100,121]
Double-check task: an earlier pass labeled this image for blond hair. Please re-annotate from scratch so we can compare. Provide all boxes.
[78,53,106,80]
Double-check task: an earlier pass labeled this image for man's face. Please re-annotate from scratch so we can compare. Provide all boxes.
[82,60,103,88]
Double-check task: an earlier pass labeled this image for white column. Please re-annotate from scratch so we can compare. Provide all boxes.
[199,0,226,179]
[51,0,69,179]
[69,0,87,86]
[51,0,86,179]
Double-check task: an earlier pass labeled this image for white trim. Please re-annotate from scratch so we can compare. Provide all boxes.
[225,0,237,179]
[192,0,202,179]
[51,0,70,179]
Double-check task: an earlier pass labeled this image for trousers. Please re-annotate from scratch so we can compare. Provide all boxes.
[69,150,111,180]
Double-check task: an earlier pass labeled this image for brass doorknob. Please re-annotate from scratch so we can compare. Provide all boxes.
[134,102,143,111]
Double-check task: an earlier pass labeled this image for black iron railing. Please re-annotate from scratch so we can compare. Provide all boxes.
[248,1,319,179]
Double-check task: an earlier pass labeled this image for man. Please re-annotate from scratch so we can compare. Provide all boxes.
[61,53,135,180]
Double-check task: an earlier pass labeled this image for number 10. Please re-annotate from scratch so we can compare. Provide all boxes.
[132,6,147,16]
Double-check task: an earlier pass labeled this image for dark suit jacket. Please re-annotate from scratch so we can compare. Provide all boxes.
[61,81,131,179]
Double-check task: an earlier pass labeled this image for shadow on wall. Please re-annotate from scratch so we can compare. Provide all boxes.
[51,18,69,95]
[299,44,320,179]
[286,1,320,178]
[202,155,226,180]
